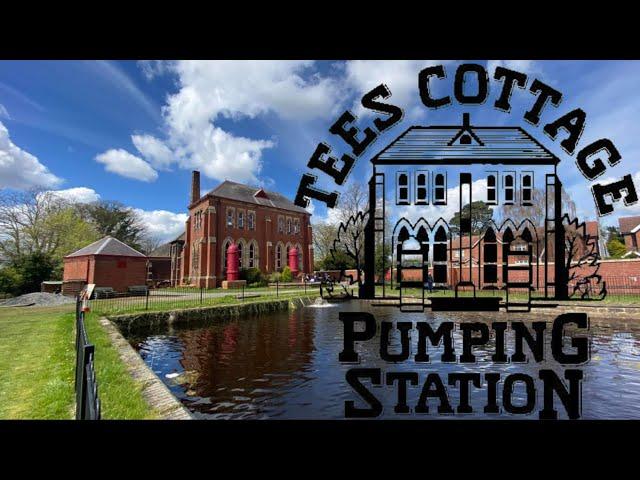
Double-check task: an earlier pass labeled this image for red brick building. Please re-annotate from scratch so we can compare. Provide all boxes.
[62,236,147,295]
[168,171,313,288]
[619,215,640,257]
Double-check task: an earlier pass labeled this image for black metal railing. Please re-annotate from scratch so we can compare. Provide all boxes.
[75,298,101,420]
[89,280,321,315]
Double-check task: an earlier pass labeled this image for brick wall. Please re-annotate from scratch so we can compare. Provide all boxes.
[384,258,640,292]
[180,195,313,288]
[92,256,148,292]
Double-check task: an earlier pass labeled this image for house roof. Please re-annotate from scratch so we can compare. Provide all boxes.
[619,215,640,234]
[372,123,559,165]
[205,180,309,214]
[148,242,172,258]
[65,236,146,258]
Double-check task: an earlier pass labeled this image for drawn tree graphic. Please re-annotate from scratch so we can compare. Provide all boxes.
[563,215,606,299]
[330,210,369,288]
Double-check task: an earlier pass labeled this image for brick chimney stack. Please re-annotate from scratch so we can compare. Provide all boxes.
[190,170,201,205]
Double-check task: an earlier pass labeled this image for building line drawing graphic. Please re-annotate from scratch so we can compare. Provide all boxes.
[324,112,605,312]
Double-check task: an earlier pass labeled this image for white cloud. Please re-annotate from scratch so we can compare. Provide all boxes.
[124,60,345,184]
[486,60,539,77]
[137,60,172,80]
[49,187,100,204]
[0,104,9,119]
[95,149,158,182]
[132,134,174,170]
[0,121,62,190]
[133,208,188,243]
[343,60,455,120]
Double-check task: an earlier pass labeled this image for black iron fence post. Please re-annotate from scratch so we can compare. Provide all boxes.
[242,284,245,302]
[304,279,307,295]
[75,295,101,420]
[276,280,279,297]
[145,287,149,311]
[200,286,204,305]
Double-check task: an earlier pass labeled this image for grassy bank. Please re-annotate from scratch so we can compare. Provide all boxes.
[0,304,158,419]
[92,289,321,316]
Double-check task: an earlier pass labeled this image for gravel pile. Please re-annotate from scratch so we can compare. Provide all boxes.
[1,292,75,307]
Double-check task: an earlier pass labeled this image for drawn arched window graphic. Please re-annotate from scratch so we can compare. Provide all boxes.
[396,172,409,205]
[433,225,448,283]
[487,173,497,205]
[483,227,498,283]
[434,173,446,205]
[415,172,428,205]
[504,173,515,204]
[521,172,533,205]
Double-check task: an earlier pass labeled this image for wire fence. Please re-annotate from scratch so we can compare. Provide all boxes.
[374,275,640,304]
[89,280,322,315]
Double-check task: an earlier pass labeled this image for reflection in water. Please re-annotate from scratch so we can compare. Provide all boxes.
[129,302,640,419]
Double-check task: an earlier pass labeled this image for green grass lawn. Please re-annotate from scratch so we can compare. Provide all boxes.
[0,305,158,419]
[92,289,322,316]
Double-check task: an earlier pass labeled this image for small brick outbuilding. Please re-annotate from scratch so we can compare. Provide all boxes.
[62,236,148,295]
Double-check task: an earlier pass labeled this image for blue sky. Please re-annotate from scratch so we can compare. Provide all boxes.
[1,60,638,242]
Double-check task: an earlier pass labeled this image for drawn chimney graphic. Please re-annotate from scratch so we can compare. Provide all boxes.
[191,170,201,204]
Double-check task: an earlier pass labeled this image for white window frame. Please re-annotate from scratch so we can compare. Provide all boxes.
[415,171,429,205]
[433,172,447,205]
[503,172,515,205]
[226,207,235,227]
[486,172,498,205]
[396,171,410,205]
[521,171,533,206]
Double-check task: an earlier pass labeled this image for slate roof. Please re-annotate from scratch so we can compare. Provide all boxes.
[65,236,146,258]
[619,216,640,234]
[372,125,559,165]
[148,242,172,258]
[206,180,309,214]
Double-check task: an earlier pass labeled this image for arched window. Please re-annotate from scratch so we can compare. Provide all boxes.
[287,218,292,234]
[237,241,244,269]
[504,174,514,204]
[397,172,409,205]
[521,173,533,205]
[296,243,303,271]
[248,242,256,268]
[276,243,283,270]
[415,172,428,205]
[237,211,244,229]
[247,212,255,230]
[222,239,232,270]
[434,173,446,205]
[487,173,497,205]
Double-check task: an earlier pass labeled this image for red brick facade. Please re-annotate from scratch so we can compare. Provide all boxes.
[619,215,640,256]
[62,255,147,293]
[170,173,313,288]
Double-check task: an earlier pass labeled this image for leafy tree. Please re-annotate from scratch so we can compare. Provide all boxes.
[320,249,354,271]
[12,252,57,294]
[607,238,627,259]
[449,201,493,236]
[605,226,624,244]
[0,266,22,296]
[331,210,368,285]
[281,266,293,282]
[78,201,146,250]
